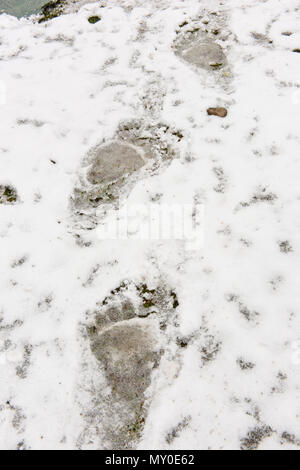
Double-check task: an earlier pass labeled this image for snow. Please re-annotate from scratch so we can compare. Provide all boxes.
[1,0,300,450]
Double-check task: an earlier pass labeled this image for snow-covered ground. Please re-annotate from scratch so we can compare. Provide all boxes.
[1,0,300,450]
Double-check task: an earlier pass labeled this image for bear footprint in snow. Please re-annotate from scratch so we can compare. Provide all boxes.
[86,281,179,449]
[0,185,18,204]
[72,121,181,217]
[174,12,232,78]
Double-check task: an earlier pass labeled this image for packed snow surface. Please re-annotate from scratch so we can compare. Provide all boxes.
[1,0,300,450]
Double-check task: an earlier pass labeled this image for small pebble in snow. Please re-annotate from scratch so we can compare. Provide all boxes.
[293,49,300,53]
[282,32,293,36]
[207,107,228,118]
[88,16,101,24]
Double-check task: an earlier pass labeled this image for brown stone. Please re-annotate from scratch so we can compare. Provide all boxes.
[207,107,228,118]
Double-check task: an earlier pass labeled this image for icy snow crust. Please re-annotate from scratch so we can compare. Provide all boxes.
[1,0,300,450]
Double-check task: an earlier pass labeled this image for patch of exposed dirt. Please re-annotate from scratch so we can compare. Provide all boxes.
[0,185,18,205]
[240,425,274,450]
